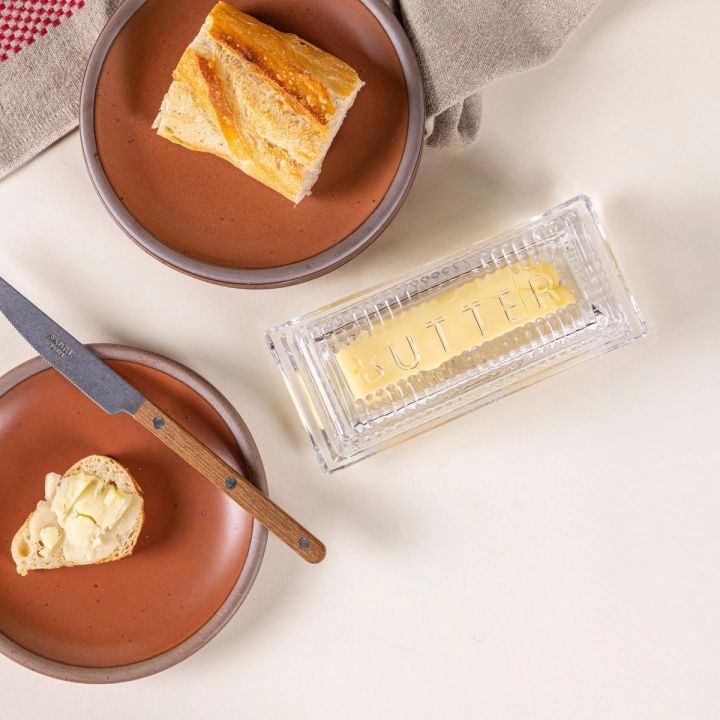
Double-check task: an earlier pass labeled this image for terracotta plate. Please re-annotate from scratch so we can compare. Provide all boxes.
[0,345,267,683]
[80,0,424,287]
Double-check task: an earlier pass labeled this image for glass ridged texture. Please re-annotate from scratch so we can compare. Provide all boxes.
[266,196,647,472]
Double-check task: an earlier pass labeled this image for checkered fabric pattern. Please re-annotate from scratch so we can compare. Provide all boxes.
[0,0,121,178]
[0,0,85,62]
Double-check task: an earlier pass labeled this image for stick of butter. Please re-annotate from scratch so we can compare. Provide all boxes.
[334,261,576,401]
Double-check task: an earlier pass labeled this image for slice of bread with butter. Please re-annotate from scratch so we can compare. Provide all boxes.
[11,455,144,576]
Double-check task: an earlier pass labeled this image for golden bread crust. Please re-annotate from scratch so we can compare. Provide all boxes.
[153,1,364,202]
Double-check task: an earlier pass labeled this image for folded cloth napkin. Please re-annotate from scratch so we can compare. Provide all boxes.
[0,0,599,179]
[384,0,600,146]
[0,0,122,179]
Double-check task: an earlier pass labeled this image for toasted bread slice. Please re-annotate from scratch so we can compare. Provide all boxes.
[11,455,144,577]
[152,1,364,203]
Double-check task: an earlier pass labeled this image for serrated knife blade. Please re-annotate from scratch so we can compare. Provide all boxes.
[0,276,144,415]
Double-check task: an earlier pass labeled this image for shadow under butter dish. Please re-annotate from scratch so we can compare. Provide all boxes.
[0,346,267,680]
[88,0,415,276]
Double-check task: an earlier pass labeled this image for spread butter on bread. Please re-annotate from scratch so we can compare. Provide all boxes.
[152,1,364,203]
[11,455,144,576]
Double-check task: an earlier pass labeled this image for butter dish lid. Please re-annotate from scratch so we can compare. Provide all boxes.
[266,195,646,472]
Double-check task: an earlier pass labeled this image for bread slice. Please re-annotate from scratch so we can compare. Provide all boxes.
[11,455,144,577]
[152,1,364,203]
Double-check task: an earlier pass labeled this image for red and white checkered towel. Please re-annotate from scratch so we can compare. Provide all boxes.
[0,0,121,178]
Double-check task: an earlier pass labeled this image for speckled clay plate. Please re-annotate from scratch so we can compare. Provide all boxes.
[80,0,424,288]
[0,345,267,683]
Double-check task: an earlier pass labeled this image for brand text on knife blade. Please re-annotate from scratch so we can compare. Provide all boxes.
[47,334,74,359]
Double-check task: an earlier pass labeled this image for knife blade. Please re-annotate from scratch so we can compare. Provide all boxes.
[0,276,325,563]
[0,277,144,415]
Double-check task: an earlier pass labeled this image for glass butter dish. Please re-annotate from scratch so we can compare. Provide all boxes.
[266,195,646,472]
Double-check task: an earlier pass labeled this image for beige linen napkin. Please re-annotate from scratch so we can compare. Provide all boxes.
[0,0,122,179]
[384,0,600,146]
[0,0,599,179]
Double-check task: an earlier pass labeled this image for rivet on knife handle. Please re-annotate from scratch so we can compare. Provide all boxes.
[135,398,326,564]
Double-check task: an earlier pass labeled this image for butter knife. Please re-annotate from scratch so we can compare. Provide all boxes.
[0,276,325,563]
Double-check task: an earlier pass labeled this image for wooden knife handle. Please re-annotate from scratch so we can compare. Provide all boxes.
[134,398,325,564]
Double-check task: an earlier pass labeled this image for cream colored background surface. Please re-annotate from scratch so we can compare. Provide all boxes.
[1,0,719,717]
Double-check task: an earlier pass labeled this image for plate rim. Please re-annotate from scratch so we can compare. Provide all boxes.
[0,343,269,683]
[79,0,425,289]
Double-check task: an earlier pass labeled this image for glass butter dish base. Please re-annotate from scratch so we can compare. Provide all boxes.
[266,195,646,473]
